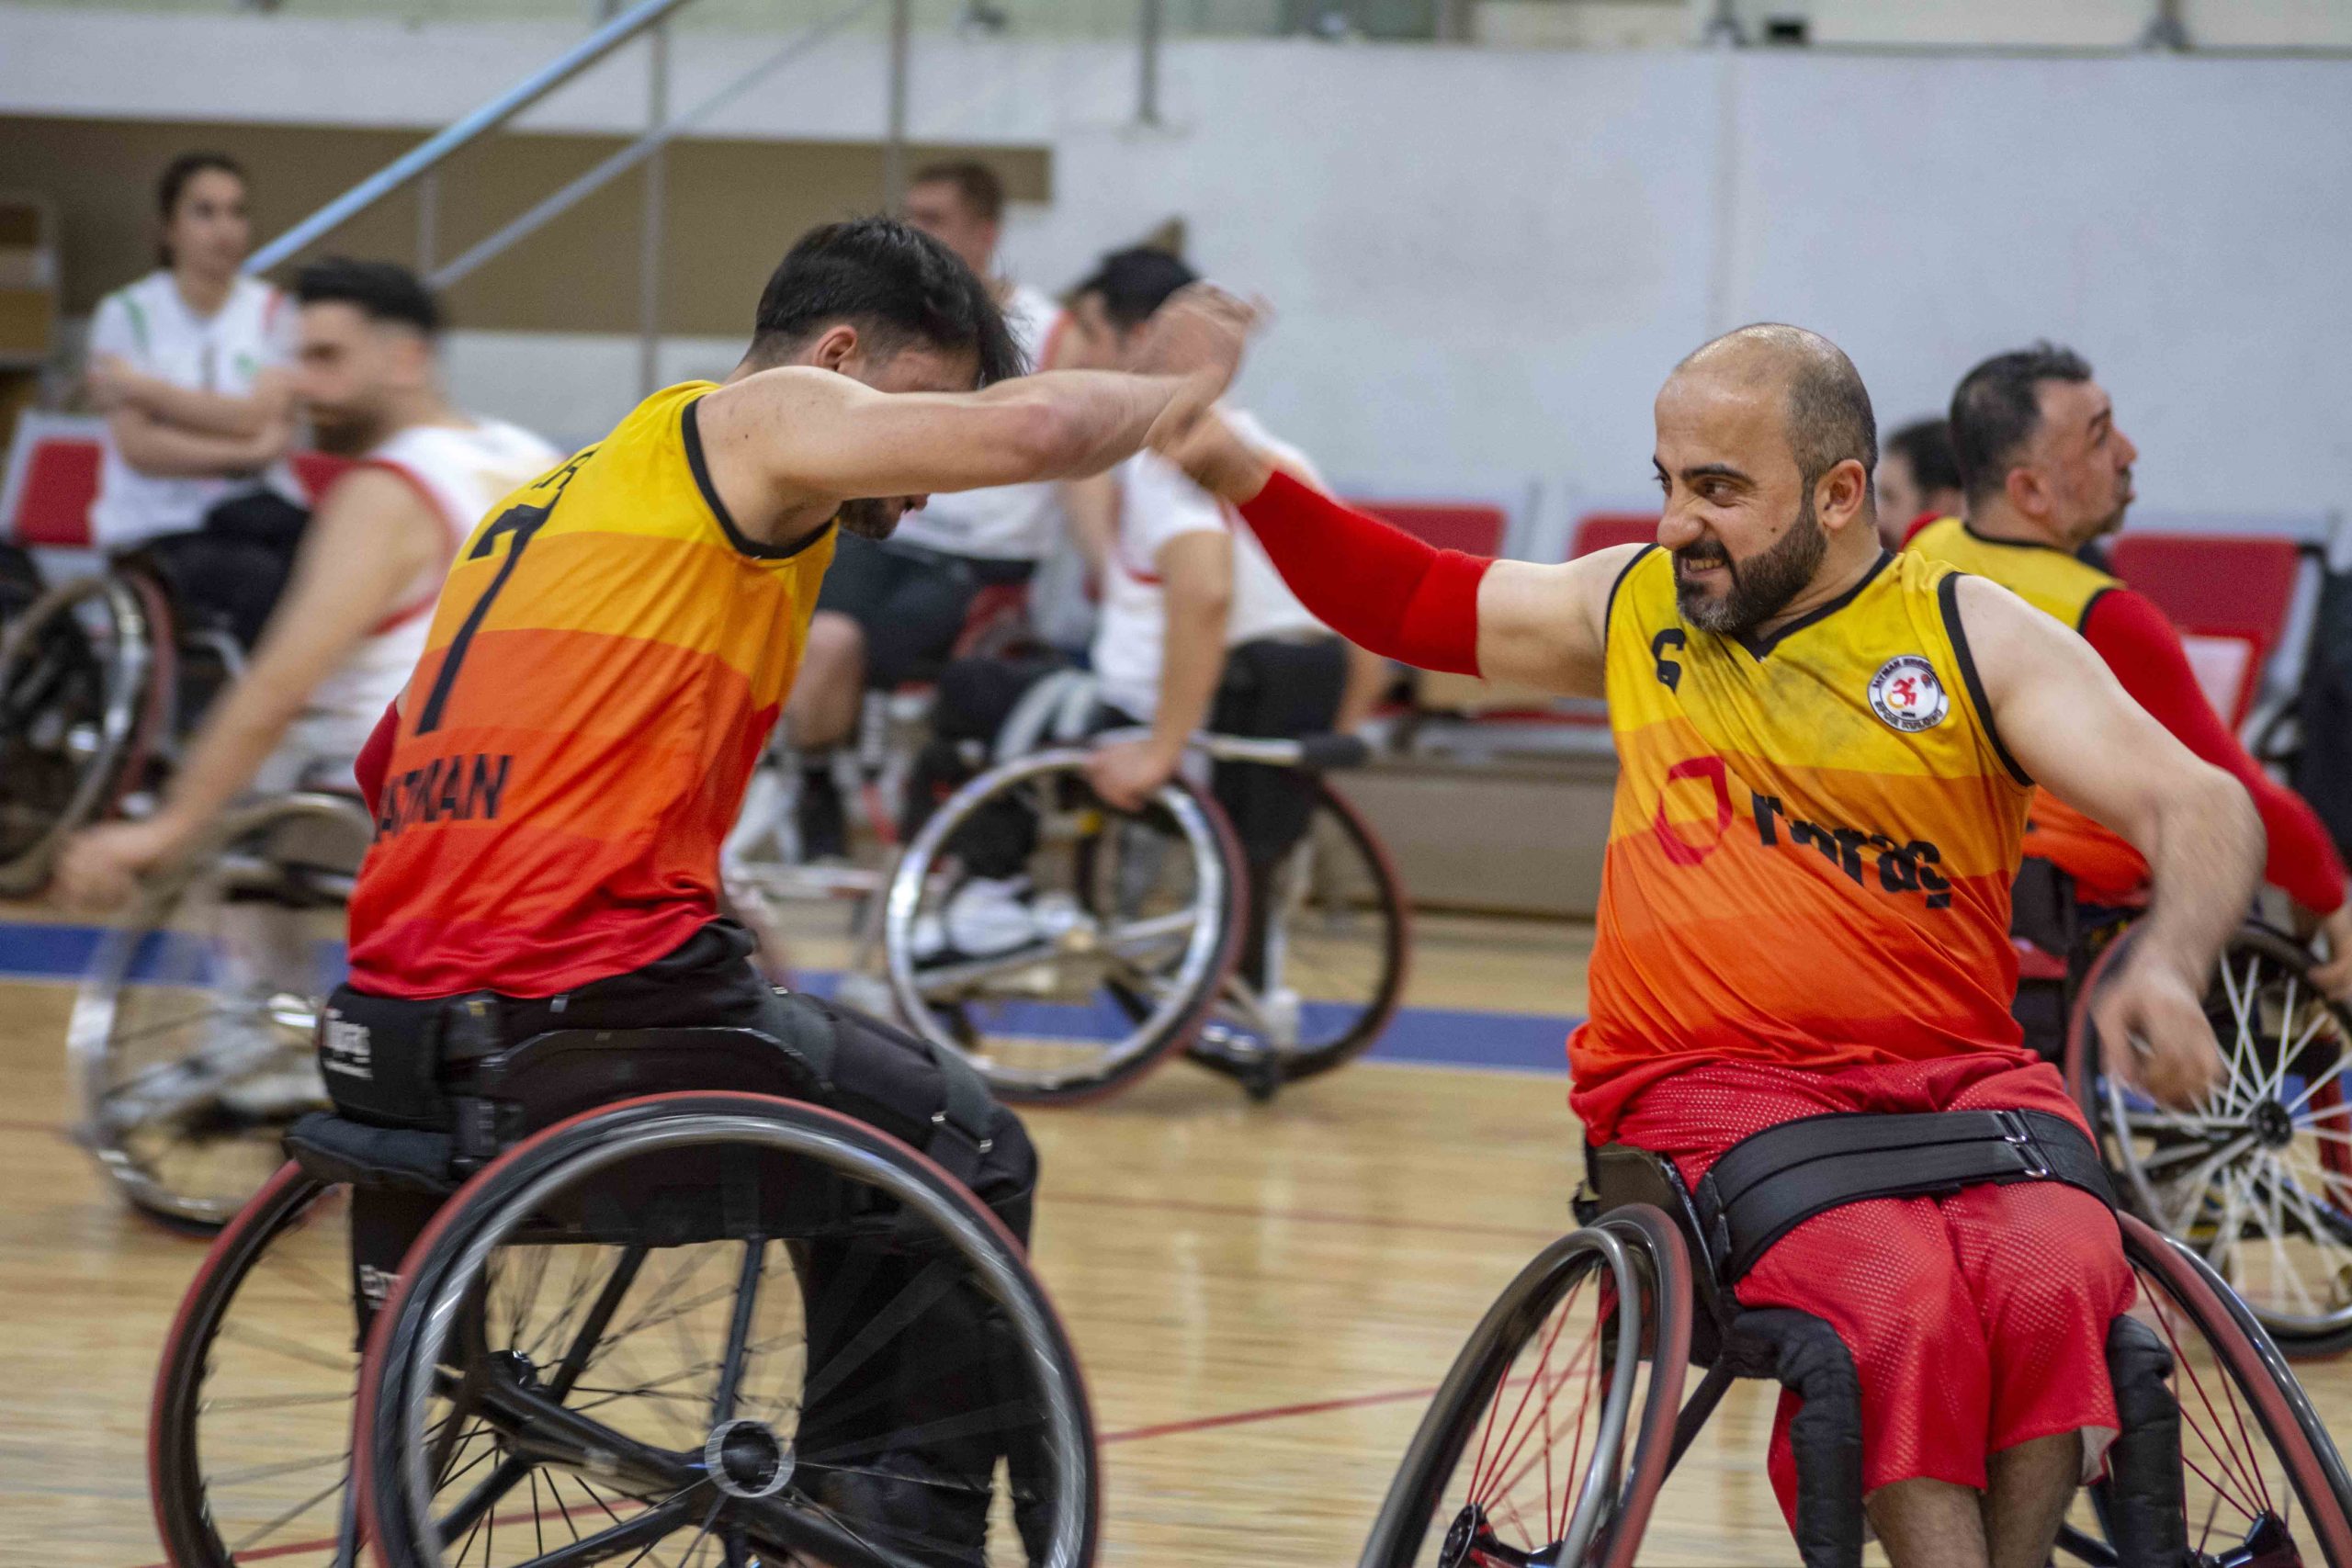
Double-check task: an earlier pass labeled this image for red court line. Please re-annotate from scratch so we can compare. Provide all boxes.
[1052,1189,1559,1242]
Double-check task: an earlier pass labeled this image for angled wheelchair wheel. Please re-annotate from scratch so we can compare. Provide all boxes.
[72,793,367,1232]
[1189,774,1410,1096]
[2073,922,2352,1358]
[150,1161,363,1566]
[359,1091,1096,1568]
[1362,1203,1690,1568]
[2054,1213,2352,1566]
[0,570,168,894]
[883,748,1244,1103]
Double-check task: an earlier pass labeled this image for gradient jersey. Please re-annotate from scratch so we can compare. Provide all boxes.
[1568,546,2035,1141]
[1905,516,2140,897]
[345,382,836,998]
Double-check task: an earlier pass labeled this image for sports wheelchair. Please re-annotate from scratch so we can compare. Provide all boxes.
[70,787,369,1231]
[150,1013,1095,1568]
[876,671,1409,1104]
[1364,1105,2352,1568]
[2026,876,2352,1359]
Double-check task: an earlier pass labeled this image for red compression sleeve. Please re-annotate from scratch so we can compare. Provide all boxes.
[2082,589,2347,913]
[1236,469,1492,676]
[354,699,399,816]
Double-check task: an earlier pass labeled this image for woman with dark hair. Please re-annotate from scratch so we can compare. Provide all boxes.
[83,152,300,585]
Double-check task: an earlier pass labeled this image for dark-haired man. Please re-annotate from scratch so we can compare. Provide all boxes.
[784,161,1070,856]
[55,258,557,909]
[1877,416,1963,548]
[1154,323,2261,1567]
[324,218,1246,1558]
[1909,344,2352,1002]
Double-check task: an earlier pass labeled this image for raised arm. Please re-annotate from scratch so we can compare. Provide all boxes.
[51,468,447,909]
[1151,403,1632,699]
[1957,573,2261,1106]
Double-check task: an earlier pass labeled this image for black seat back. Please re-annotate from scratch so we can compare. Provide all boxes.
[476,1025,820,1140]
[1580,1142,1739,1365]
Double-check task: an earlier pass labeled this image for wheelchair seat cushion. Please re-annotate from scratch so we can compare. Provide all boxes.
[284,1111,459,1197]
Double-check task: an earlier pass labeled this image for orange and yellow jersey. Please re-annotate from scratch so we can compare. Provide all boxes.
[345,382,835,998]
[1905,516,2144,900]
[1568,545,2037,1142]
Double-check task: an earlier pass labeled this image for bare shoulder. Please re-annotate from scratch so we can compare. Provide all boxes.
[1946,570,2091,695]
[320,464,438,531]
[695,366,860,427]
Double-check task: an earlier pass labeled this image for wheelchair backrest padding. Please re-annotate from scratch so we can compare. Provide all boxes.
[1584,1142,1741,1365]
[483,1027,828,1139]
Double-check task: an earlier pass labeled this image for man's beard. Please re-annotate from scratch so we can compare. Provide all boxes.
[836,498,900,541]
[1674,492,1828,637]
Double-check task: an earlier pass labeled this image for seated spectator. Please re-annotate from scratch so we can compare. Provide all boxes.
[84,152,305,648]
[786,160,1069,858]
[54,259,558,909]
[905,247,1383,966]
[1876,416,1964,548]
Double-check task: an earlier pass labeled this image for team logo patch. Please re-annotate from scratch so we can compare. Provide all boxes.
[1868,655,1949,733]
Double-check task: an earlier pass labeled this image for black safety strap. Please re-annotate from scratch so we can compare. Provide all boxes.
[1694,1109,2115,1285]
[921,1039,1000,1188]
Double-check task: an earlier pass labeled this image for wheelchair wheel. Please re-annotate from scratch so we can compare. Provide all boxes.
[1188,774,1409,1095]
[358,1091,1096,1568]
[151,1161,363,1566]
[883,748,1244,1102]
[1362,1203,1690,1568]
[0,570,168,894]
[2053,1213,2352,1565]
[71,793,367,1232]
[2075,923,2352,1358]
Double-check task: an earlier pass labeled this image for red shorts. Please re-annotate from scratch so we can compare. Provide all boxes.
[1611,1054,2133,1514]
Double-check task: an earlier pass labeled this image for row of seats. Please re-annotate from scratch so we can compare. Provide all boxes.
[0,421,2304,733]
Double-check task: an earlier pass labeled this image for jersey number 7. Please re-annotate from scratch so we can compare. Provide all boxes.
[413,499,552,737]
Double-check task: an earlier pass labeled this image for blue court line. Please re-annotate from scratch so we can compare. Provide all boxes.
[0,919,1577,1076]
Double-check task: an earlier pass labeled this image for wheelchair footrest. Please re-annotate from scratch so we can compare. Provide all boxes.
[284,1111,460,1197]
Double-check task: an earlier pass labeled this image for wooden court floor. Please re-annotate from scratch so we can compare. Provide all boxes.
[4,909,2351,1566]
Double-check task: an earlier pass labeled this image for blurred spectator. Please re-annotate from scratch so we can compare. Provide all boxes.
[84,152,307,646]
[785,160,1068,858]
[1875,417,1963,548]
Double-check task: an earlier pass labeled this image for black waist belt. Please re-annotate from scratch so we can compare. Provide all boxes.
[1693,1109,2115,1285]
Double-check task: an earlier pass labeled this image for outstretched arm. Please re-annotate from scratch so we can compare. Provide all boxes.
[51,468,446,909]
[1152,405,1633,698]
[1958,575,2262,1107]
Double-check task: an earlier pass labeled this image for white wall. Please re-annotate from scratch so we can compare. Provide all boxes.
[7,8,2352,549]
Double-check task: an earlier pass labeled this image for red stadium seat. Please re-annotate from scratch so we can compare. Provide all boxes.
[1349,500,1508,557]
[1570,513,1657,558]
[2107,533,2301,728]
[1,426,102,549]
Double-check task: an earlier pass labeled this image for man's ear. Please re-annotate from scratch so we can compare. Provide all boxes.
[1815,457,1872,536]
[808,323,860,373]
[2004,463,2045,522]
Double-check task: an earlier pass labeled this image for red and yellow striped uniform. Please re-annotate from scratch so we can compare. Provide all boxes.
[345,382,835,998]
[1905,516,2144,899]
[1569,545,2036,1140]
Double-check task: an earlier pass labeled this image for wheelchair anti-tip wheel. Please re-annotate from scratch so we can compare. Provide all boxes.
[150,1161,362,1567]
[358,1091,1097,1568]
[1186,773,1409,1099]
[72,792,367,1232]
[2074,922,2352,1358]
[0,570,168,895]
[1361,1203,1691,1568]
[883,748,1244,1103]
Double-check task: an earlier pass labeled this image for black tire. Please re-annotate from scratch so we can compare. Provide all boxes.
[150,1161,361,1566]
[2075,921,2352,1358]
[1361,1203,1690,1568]
[884,749,1245,1104]
[1188,774,1411,1089]
[359,1091,1097,1568]
[2052,1213,2352,1564]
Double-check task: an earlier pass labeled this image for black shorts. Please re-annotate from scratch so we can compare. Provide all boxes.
[815,533,1034,690]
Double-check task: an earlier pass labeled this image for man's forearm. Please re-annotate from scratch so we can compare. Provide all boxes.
[127,375,277,439]
[2135,770,2264,978]
[151,681,309,846]
[1016,371,1195,479]
[1151,592,1231,755]
[113,411,283,479]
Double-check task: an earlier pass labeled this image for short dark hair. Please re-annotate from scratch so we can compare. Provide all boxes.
[1069,247,1199,333]
[1687,322,1877,491]
[156,151,246,266]
[296,256,441,336]
[910,160,1007,224]
[748,217,1023,385]
[1949,343,2094,506]
[1885,417,1962,496]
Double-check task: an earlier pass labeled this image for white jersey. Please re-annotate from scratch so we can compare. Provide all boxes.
[86,271,300,548]
[1091,409,1329,722]
[891,283,1067,562]
[300,419,561,756]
